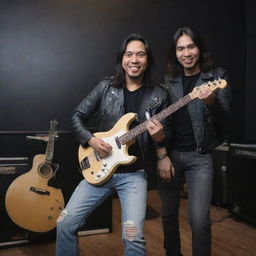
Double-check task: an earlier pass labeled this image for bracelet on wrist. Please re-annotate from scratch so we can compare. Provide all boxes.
[157,153,168,160]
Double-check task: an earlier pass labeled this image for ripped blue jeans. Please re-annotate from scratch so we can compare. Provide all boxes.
[56,170,147,256]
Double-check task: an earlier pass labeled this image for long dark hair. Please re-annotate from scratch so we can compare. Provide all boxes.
[112,33,156,87]
[166,27,215,77]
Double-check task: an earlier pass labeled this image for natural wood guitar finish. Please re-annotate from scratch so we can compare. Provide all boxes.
[5,120,64,233]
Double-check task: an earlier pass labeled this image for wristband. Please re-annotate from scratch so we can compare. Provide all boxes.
[157,153,168,160]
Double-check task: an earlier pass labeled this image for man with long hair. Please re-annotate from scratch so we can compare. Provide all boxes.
[56,33,170,256]
[157,27,232,256]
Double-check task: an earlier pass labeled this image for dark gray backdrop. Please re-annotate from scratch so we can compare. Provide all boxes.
[0,0,254,142]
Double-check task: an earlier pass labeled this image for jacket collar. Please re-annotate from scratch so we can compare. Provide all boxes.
[109,85,124,103]
[167,70,215,99]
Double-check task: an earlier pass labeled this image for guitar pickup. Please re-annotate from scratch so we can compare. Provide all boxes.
[81,157,90,170]
[94,151,101,161]
[115,137,121,149]
[30,186,50,195]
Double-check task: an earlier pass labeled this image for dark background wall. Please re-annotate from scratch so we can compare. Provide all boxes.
[245,0,256,143]
[0,0,254,143]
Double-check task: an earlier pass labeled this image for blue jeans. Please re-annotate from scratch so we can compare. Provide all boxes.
[158,150,213,256]
[56,170,147,256]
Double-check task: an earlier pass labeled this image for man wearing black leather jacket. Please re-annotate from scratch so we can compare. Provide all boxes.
[157,27,232,256]
[56,33,170,256]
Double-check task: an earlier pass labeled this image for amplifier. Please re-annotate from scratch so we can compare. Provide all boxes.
[212,144,229,207]
[0,157,31,247]
[228,144,256,226]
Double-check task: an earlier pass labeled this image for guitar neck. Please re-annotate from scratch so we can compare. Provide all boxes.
[119,93,192,144]
[45,121,58,164]
[45,135,54,164]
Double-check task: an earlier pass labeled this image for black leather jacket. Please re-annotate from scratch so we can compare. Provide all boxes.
[71,78,170,173]
[164,68,232,153]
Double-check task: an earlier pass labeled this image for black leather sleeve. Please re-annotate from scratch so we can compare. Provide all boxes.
[70,80,110,146]
[207,68,232,134]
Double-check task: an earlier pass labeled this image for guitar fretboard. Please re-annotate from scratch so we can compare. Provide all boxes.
[119,93,192,144]
[45,121,58,164]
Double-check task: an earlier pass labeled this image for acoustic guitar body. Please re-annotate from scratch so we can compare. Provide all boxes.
[5,154,64,233]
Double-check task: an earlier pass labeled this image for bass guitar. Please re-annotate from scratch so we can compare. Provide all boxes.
[78,79,227,185]
[5,120,64,233]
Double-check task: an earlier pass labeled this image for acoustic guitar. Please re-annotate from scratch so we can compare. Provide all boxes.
[78,79,227,186]
[5,120,65,233]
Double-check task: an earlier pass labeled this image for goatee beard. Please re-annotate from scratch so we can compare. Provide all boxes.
[128,74,143,80]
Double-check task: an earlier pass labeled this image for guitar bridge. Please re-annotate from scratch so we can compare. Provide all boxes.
[30,186,50,195]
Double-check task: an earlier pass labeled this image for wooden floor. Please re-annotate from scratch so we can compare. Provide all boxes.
[0,189,255,256]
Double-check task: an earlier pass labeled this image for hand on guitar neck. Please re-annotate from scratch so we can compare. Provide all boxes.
[88,136,112,158]
[197,84,216,106]
[146,119,165,144]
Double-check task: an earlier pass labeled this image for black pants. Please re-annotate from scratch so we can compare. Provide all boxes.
[158,150,213,256]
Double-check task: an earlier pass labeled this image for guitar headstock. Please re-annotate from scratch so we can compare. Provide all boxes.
[190,79,227,99]
[50,119,58,129]
[49,119,59,139]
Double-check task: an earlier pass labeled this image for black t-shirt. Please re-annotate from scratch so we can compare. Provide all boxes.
[115,86,144,172]
[171,72,200,152]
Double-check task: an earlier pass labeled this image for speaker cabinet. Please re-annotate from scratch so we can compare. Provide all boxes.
[228,144,256,226]
[212,145,229,207]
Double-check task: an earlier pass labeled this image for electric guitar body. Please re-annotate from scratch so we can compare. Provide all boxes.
[79,112,137,185]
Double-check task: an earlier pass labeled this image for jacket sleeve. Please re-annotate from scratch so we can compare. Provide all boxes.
[157,86,172,148]
[207,68,232,135]
[162,78,174,146]
[70,81,108,146]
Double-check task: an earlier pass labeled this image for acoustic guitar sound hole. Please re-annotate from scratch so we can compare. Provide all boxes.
[39,164,53,178]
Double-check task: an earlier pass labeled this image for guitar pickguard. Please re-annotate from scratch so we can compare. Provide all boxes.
[81,129,136,185]
[95,129,134,181]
